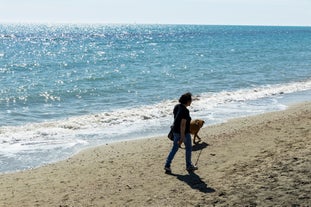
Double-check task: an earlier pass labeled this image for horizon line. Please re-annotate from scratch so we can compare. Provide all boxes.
[0,21,310,28]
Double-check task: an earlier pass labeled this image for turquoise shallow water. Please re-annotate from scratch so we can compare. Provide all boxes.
[0,24,311,173]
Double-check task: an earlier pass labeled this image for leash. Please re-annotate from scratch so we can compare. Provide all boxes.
[194,147,203,166]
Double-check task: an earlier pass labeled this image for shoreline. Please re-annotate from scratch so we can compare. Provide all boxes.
[1,88,311,174]
[0,102,310,206]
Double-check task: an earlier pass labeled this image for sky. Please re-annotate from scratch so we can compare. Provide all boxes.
[0,0,311,26]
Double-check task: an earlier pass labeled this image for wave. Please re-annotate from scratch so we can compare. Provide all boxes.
[1,78,311,141]
[197,78,311,107]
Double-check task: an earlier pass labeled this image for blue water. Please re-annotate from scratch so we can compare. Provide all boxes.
[1,24,311,173]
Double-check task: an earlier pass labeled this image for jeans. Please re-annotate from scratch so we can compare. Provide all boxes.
[165,132,193,168]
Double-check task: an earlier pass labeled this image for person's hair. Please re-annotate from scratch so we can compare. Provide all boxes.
[179,92,192,104]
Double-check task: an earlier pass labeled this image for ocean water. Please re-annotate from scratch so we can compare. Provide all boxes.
[1,24,311,173]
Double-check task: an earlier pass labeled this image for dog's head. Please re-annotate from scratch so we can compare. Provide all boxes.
[194,119,205,128]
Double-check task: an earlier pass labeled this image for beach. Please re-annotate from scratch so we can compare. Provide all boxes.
[0,102,310,206]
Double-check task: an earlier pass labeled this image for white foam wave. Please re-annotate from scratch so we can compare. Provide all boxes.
[194,79,311,110]
[1,79,311,144]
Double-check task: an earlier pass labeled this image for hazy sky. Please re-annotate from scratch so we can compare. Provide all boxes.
[0,0,311,26]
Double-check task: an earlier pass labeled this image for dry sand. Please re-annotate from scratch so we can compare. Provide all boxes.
[0,102,311,207]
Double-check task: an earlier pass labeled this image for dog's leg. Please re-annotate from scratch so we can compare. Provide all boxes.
[193,134,202,144]
[196,134,202,143]
[193,133,198,144]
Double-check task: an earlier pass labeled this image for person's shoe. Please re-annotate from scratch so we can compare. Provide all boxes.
[164,166,172,174]
[186,165,198,172]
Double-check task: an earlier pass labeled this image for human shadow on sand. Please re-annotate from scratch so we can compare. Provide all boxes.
[167,171,215,194]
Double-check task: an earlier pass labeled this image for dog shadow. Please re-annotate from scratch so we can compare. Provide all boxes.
[167,171,215,194]
[192,141,209,151]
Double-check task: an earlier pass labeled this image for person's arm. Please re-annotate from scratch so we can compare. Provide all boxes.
[179,119,186,146]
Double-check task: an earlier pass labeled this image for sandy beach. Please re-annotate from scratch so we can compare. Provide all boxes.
[1,102,310,206]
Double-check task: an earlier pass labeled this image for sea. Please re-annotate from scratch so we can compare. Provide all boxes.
[1,24,311,173]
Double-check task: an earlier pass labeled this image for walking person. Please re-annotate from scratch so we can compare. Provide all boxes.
[164,92,198,173]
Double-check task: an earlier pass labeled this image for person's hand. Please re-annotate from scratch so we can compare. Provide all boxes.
[178,137,184,147]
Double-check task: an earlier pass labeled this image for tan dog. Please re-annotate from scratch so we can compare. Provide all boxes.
[190,119,205,144]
